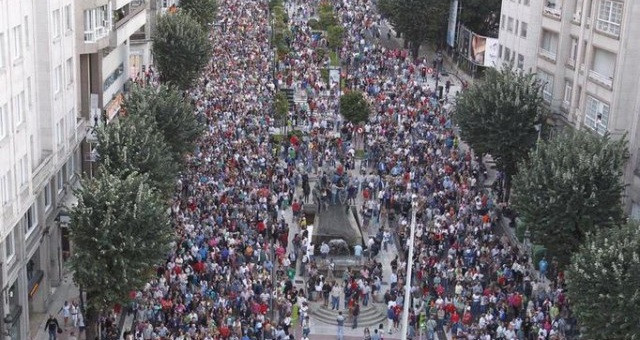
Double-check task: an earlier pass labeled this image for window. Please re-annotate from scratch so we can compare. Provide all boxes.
[68,156,75,179]
[507,17,514,32]
[584,95,610,134]
[56,170,64,193]
[66,58,74,85]
[517,54,524,69]
[0,33,5,69]
[520,22,528,38]
[26,77,32,108]
[540,30,558,60]
[515,20,519,35]
[52,9,61,38]
[591,48,616,81]
[13,92,24,126]
[0,172,10,206]
[67,109,75,135]
[501,15,506,30]
[505,47,511,62]
[499,44,503,59]
[56,118,64,146]
[0,104,7,139]
[12,25,22,60]
[537,70,554,102]
[83,5,112,42]
[24,16,30,49]
[43,184,52,210]
[523,0,530,5]
[563,81,573,106]
[569,37,578,63]
[5,230,14,261]
[64,5,73,32]
[597,0,623,36]
[19,156,28,187]
[54,65,62,94]
[24,203,37,234]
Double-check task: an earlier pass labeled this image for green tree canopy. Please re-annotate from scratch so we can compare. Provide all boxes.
[124,84,203,159]
[70,171,172,337]
[454,65,544,199]
[340,91,370,124]
[153,12,212,90]
[275,91,289,124]
[512,131,628,266]
[95,114,178,195]
[566,221,640,338]
[327,25,344,51]
[378,0,448,58]
[459,0,501,37]
[179,0,218,28]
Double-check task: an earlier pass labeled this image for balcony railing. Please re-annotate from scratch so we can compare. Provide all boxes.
[84,26,108,42]
[588,70,613,88]
[543,6,562,20]
[114,0,147,29]
[567,58,575,67]
[539,48,557,62]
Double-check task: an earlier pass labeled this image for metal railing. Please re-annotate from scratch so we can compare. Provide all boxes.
[588,70,613,88]
[31,153,53,191]
[543,6,562,19]
[539,48,557,61]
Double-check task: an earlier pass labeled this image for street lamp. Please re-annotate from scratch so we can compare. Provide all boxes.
[534,123,542,153]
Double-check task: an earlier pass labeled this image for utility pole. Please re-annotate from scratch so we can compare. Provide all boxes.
[400,208,417,340]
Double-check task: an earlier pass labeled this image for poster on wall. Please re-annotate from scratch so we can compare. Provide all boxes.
[484,38,500,67]
[458,26,471,60]
[469,33,486,65]
[446,0,459,48]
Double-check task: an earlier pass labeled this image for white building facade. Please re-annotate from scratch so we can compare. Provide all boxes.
[0,0,86,338]
[498,0,543,72]
[497,0,640,215]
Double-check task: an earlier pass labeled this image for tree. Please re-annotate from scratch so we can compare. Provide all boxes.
[275,91,289,126]
[566,221,640,339]
[459,0,501,37]
[512,131,628,266]
[124,84,203,159]
[153,12,211,90]
[70,171,172,340]
[340,91,370,124]
[377,0,448,58]
[95,114,178,195]
[179,0,218,28]
[454,65,544,201]
[327,25,344,51]
[318,2,337,30]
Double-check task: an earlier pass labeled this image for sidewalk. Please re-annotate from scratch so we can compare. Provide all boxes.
[30,272,83,340]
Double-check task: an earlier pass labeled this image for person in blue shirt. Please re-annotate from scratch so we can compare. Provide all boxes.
[538,257,548,279]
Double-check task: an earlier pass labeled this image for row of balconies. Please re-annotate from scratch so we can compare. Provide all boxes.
[83,0,148,52]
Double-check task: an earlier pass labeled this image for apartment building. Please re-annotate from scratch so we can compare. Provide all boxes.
[497,0,640,214]
[0,0,86,338]
[498,0,543,72]
[76,0,149,154]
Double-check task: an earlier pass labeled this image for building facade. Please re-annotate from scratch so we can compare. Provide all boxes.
[0,0,85,338]
[498,0,543,72]
[498,0,640,215]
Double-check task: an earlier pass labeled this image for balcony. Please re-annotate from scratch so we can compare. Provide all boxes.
[112,0,147,47]
[567,58,575,68]
[543,4,562,20]
[31,152,53,192]
[588,70,613,88]
[539,49,557,62]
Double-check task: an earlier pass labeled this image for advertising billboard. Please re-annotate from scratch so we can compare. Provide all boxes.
[458,25,499,68]
[446,0,459,48]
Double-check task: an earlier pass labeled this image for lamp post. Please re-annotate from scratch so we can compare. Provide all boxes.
[434,53,443,100]
[534,123,542,153]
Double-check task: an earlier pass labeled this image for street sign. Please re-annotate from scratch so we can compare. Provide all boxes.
[357,127,363,134]
[427,68,434,74]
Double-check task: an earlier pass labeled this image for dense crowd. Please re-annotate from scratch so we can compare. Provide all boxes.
[127,0,577,339]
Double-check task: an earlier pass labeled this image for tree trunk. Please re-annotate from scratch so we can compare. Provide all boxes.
[503,173,512,203]
[84,292,99,340]
[403,39,409,49]
[411,43,420,60]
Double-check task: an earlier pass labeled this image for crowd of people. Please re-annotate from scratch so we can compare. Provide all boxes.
[125,0,578,339]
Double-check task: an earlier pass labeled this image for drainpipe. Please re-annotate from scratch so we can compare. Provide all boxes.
[569,0,594,129]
